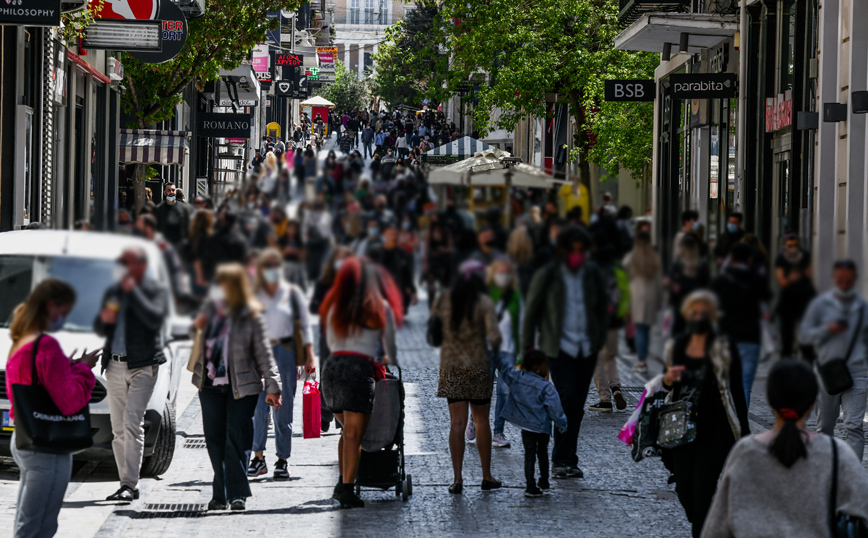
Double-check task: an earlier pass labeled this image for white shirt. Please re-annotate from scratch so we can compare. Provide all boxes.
[257,280,313,344]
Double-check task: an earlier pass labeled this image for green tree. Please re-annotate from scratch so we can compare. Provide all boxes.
[440,0,658,183]
[316,61,369,112]
[117,0,301,212]
[370,0,450,109]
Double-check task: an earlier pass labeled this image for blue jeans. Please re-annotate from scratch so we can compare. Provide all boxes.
[635,323,651,362]
[736,342,761,408]
[490,351,516,435]
[10,432,72,538]
[252,345,299,459]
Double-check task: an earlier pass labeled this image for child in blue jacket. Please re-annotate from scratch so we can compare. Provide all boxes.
[499,350,568,497]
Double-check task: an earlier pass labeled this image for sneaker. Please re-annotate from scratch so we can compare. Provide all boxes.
[230,499,246,511]
[465,417,476,442]
[538,479,551,490]
[588,401,613,412]
[273,459,289,480]
[612,387,627,411]
[105,485,139,502]
[207,499,228,511]
[631,362,648,374]
[492,433,511,448]
[525,485,544,497]
[247,456,267,477]
[552,466,584,479]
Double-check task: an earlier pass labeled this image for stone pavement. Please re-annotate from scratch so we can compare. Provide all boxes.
[1,297,866,537]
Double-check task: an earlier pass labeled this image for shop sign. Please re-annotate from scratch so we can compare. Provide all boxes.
[0,0,61,26]
[317,46,337,64]
[765,91,793,132]
[128,0,188,64]
[89,0,159,20]
[604,80,655,102]
[669,73,737,99]
[197,112,252,138]
[252,44,269,73]
[276,53,303,67]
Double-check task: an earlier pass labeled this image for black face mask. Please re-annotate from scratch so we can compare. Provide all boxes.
[687,317,713,335]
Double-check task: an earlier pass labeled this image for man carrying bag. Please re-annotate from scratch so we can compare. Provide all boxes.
[800,259,868,460]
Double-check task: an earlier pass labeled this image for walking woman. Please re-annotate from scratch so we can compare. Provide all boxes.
[701,360,868,537]
[657,290,749,537]
[774,234,816,359]
[6,279,99,538]
[622,229,662,373]
[434,260,503,494]
[506,226,535,296]
[192,264,282,511]
[423,212,454,301]
[320,258,403,509]
[487,257,523,449]
[248,249,316,480]
[665,234,710,336]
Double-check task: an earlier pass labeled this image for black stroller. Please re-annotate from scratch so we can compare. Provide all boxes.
[354,365,413,501]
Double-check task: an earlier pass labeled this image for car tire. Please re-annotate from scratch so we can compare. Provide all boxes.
[140,404,176,478]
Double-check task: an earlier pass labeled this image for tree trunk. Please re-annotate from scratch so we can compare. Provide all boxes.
[133,163,146,216]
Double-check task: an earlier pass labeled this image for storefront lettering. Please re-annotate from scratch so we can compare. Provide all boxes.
[765,91,792,131]
[202,120,249,130]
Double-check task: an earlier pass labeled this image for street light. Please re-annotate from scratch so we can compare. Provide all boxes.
[679,33,689,54]
[662,43,671,62]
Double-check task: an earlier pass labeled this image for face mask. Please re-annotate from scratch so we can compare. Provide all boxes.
[835,286,857,300]
[691,221,701,231]
[209,286,226,303]
[727,223,739,234]
[314,203,324,211]
[49,314,66,332]
[687,317,713,335]
[113,264,127,282]
[550,236,557,247]
[334,259,344,271]
[786,245,799,255]
[567,252,585,271]
[402,221,412,230]
[493,273,511,288]
[484,239,497,248]
[166,196,176,202]
[247,202,256,210]
[590,214,599,225]
[263,268,281,284]
[368,227,380,237]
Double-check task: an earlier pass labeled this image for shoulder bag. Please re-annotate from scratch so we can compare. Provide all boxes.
[830,437,868,537]
[11,335,93,454]
[426,295,444,348]
[818,305,863,396]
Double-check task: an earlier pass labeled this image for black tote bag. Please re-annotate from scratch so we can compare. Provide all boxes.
[11,335,93,454]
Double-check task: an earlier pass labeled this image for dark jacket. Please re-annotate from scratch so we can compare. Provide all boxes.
[203,225,248,280]
[711,266,772,344]
[155,201,191,246]
[94,276,169,372]
[522,261,609,359]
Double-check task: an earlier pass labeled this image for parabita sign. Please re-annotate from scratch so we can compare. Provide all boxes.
[197,113,252,138]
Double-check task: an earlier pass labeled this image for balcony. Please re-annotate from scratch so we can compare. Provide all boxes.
[618,0,690,26]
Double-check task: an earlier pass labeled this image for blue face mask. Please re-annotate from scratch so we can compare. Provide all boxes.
[49,315,66,332]
[368,227,380,237]
[166,196,176,203]
[691,221,701,231]
[727,223,739,234]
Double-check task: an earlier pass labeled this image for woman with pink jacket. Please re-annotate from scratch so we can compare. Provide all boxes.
[5,279,99,538]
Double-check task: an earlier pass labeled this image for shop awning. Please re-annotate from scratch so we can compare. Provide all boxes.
[120,129,190,165]
[422,136,491,165]
[300,95,336,108]
[614,13,738,53]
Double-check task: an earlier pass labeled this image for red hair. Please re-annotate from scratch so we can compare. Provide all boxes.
[320,258,404,339]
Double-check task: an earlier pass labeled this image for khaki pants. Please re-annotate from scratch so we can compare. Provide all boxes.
[593,329,621,403]
[106,360,159,489]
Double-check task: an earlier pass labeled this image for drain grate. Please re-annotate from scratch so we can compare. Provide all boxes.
[183,438,208,449]
[133,503,207,519]
[619,386,646,393]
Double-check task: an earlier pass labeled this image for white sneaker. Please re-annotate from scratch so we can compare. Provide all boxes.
[631,362,648,374]
[465,417,476,441]
[492,433,511,448]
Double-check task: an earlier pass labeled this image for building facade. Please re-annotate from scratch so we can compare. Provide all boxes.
[327,0,407,79]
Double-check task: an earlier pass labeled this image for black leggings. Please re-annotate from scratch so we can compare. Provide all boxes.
[521,430,550,487]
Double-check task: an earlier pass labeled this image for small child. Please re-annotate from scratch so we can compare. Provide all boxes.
[498,350,568,497]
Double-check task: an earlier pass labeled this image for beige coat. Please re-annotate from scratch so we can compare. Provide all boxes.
[622,251,662,326]
[191,302,281,399]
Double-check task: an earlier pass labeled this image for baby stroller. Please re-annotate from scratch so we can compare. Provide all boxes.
[354,365,413,501]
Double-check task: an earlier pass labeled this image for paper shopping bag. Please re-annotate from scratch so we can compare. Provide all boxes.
[302,380,321,439]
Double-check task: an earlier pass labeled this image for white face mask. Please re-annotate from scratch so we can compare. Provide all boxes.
[334,259,344,271]
[209,286,226,303]
[112,263,127,282]
[494,273,511,288]
[263,268,281,284]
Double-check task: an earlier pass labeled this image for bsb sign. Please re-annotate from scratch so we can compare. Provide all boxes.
[669,73,737,99]
[197,113,252,138]
[604,80,655,102]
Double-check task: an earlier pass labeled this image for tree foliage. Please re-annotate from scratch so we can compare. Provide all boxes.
[439,0,658,181]
[370,0,450,109]
[316,61,369,112]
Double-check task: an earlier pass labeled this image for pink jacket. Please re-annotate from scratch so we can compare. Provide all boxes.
[5,335,95,420]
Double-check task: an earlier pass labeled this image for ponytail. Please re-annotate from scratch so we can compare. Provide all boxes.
[766,360,818,468]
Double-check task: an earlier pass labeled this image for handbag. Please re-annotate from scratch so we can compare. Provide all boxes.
[186,328,204,373]
[656,400,697,449]
[818,306,863,396]
[289,285,307,367]
[11,335,93,454]
[426,295,444,348]
[302,376,321,439]
[830,437,868,537]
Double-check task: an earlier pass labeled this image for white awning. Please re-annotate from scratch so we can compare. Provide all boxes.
[614,13,738,53]
[300,95,336,107]
[422,136,491,165]
[120,130,190,165]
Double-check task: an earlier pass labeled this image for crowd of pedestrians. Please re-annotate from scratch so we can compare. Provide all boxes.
[5,108,868,536]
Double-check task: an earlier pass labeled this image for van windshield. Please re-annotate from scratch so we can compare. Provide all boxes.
[0,255,116,332]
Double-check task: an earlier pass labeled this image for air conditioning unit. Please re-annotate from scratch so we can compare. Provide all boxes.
[172,0,205,18]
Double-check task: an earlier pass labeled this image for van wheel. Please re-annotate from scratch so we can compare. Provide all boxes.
[140,404,176,478]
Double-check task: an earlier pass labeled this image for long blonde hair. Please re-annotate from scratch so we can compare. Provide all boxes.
[626,233,661,279]
[215,264,261,315]
[506,226,534,265]
[9,279,76,356]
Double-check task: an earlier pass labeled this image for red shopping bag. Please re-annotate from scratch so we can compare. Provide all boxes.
[302,379,321,439]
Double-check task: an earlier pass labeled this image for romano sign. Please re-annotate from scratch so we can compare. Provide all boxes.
[197,113,252,138]
[669,73,737,99]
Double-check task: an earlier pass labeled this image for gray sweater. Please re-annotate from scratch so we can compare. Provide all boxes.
[701,435,868,538]
[799,291,868,373]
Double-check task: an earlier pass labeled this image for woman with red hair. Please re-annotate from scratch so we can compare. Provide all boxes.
[320,257,403,509]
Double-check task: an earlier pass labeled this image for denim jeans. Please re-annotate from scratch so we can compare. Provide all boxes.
[735,342,761,407]
[521,430,550,488]
[490,351,515,435]
[252,345,299,460]
[549,350,598,468]
[817,370,868,460]
[200,386,259,503]
[635,323,651,362]
[10,432,72,538]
